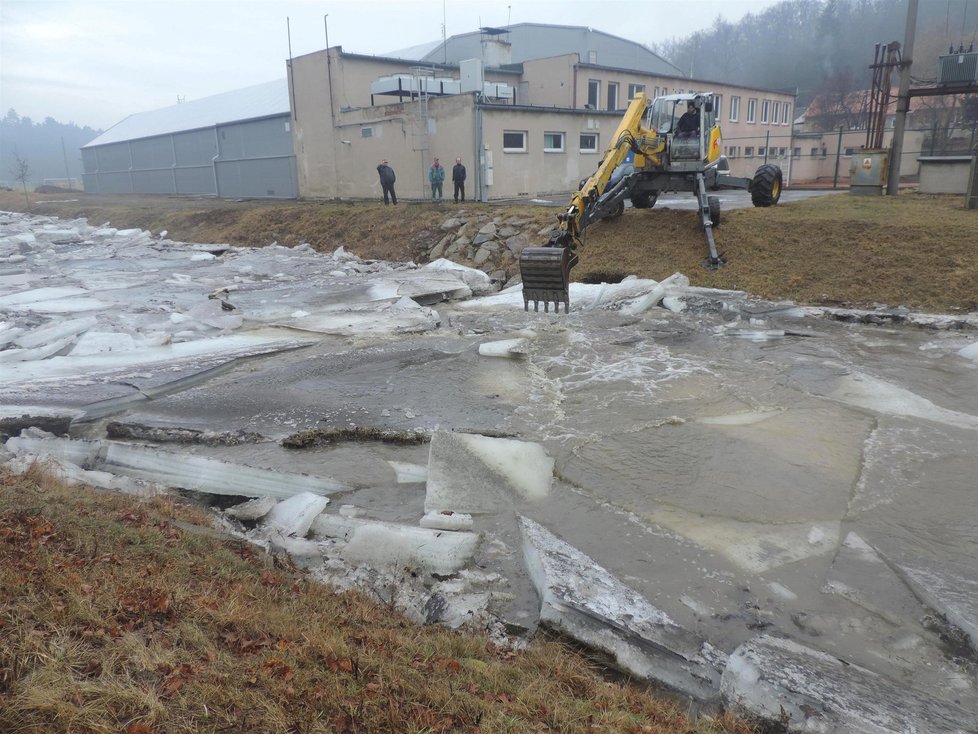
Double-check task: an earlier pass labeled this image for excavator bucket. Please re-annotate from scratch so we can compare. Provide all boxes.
[519,246,577,313]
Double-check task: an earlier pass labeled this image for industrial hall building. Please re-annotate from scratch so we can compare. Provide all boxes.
[82,23,798,201]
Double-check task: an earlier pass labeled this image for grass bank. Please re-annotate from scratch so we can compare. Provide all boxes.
[3,189,976,313]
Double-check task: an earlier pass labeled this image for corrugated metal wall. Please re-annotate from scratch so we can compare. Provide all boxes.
[82,115,297,198]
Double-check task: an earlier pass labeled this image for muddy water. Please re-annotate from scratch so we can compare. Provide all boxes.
[129,298,978,702]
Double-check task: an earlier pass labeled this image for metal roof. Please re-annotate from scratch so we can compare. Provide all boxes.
[83,79,289,148]
[416,23,683,77]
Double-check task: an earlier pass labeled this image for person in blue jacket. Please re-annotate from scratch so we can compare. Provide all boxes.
[428,157,445,201]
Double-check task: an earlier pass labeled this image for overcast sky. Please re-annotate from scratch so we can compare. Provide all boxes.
[1,0,787,131]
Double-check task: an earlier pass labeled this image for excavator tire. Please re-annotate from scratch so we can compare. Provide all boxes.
[708,196,721,228]
[602,201,625,221]
[750,164,783,207]
[630,191,658,209]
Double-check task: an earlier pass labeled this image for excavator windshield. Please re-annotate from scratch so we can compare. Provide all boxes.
[648,96,716,132]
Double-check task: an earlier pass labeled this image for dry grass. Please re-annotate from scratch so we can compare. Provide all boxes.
[0,466,758,734]
[576,192,978,314]
[3,188,974,313]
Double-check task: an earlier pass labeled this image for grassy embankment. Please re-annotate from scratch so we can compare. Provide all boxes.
[3,189,976,313]
[0,466,757,734]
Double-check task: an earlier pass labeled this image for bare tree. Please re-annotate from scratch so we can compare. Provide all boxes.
[11,152,31,208]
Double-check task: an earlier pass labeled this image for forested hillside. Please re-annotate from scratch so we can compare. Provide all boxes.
[656,0,978,108]
[0,110,101,188]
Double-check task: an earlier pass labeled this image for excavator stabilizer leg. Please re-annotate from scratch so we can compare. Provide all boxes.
[519,246,577,313]
[695,173,724,269]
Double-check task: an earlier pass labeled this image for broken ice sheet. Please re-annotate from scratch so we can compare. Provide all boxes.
[520,516,724,700]
[424,431,554,514]
[311,514,479,575]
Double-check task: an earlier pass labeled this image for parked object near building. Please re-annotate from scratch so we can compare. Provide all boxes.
[849,149,889,195]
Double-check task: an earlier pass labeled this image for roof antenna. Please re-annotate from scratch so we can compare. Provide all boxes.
[442,0,447,64]
[508,5,511,26]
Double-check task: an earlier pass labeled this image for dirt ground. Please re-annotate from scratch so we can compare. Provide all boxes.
[3,188,976,314]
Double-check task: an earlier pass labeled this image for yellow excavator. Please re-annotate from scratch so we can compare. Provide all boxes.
[519,91,783,313]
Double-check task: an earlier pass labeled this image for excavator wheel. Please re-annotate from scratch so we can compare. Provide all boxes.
[750,164,783,207]
[630,191,658,209]
[601,201,625,221]
[708,196,721,228]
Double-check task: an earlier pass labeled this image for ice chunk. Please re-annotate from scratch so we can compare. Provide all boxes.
[312,514,479,575]
[225,496,277,521]
[958,341,978,361]
[520,517,724,700]
[828,371,978,431]
[262,492,330,537]
[899,563,978,653]
[387,460,427,484]
[648,505,840,573]
[420,510,473,531]
[6,432,104,467]
[70,331,137,355]
[477,338,528,359]
[823,533,924,626]
[103,442,346,498]
[423,258,495,296]
[721,635,974,732]
[13,316,97,350]
[424,432,554,514]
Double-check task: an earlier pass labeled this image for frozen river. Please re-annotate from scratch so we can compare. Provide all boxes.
[2,210,976,731]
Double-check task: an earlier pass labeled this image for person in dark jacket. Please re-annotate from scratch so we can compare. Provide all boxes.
[676,102,700,138]
[452,157,467,203]
[377,159,397,205]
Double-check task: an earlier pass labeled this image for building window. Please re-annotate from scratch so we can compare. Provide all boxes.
[793,147,801,157]
[580,132,599,153]
[726,145,738,158]
[653,86,661,99]
[779,147,787,157]
[587,79,600,109]
[361,127,373,138]
[844,147,854,157]
[782,104,791,125]
[627,83,645,100]
[761,100,770,123]
[714,94,722,119]
[772,101,781,124]
[543,131,565,153]
[729,96,740,122]
[607,83,619,111]
[810,147,820,158]
[588,50,597,63]
[745,146,754,157]
[758,147,766,157]
[503,130,527,152]
[747,98,757,123]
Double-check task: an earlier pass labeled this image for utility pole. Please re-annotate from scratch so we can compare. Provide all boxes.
[887,0,918,196]
[61,136,72,189]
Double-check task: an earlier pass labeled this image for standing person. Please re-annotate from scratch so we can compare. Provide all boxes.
[377,159,397,205]
[452,157,467,203]
[428,157,445,201]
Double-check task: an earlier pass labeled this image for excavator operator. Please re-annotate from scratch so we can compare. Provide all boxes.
[676,101,700,138]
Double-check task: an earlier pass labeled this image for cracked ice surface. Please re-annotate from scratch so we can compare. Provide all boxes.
[721,635,975,733]
[4,210,978,730]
